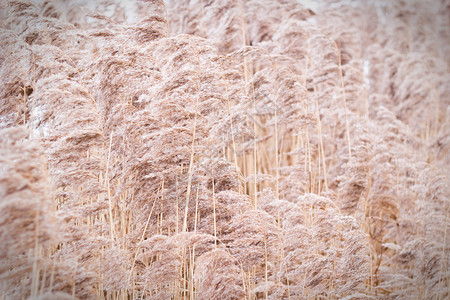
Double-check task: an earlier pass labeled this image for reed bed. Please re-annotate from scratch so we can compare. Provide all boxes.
[0,0,449,299]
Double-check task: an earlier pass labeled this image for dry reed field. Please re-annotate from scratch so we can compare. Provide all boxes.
[0,0,449,299]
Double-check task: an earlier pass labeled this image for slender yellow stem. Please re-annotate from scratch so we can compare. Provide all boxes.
[211,160,217,245]
[183,92,199,233]
[128,192,159,283]
[314,86,328,192]
[105,131,115,241]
